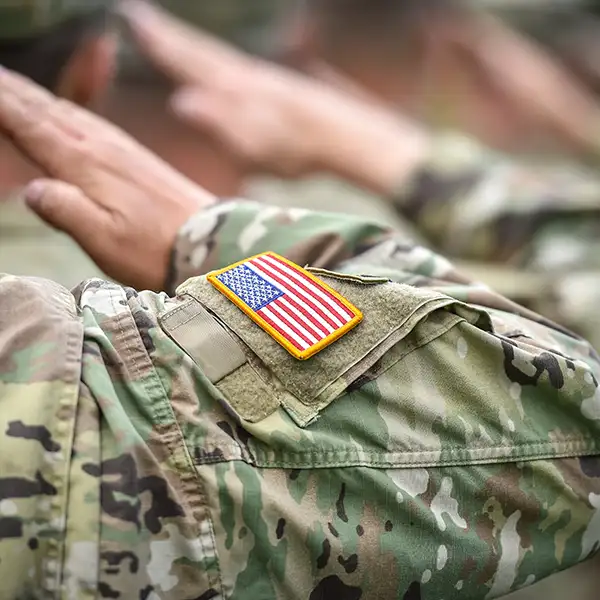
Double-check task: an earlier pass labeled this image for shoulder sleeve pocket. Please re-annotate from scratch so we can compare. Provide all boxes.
[163,270,486,427]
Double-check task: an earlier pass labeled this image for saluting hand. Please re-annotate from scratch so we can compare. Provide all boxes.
[0,67,215,291]
[119,0,427,189]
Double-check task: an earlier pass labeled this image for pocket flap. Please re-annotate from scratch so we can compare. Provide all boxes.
[175,269,467,426]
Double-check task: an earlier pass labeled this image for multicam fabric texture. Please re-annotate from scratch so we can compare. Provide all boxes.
[0,0,112,39]
[390,132,600,351]
[1,200,600,599]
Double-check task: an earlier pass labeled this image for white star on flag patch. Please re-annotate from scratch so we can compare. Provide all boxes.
[207,252,363,359]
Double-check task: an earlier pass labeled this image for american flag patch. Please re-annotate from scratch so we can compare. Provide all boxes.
[207,252,362,359]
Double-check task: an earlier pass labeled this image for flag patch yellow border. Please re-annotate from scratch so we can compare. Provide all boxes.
[207,252,362,360]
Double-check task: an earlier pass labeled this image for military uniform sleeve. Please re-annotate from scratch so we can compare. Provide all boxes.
[391,132,600,264]
[2,210,600,600]
[167,199,395,292]
[165,232,600,600]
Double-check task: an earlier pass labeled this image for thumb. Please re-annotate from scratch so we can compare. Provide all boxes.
[24,179,108,248]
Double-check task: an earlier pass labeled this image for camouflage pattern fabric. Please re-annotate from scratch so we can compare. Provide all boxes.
[2,200,600,599]
[389,132,600,351]
[0,0,113,39]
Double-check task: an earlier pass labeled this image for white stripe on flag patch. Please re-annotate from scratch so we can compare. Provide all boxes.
[269,300,319,345]
[278,297,325,341]
[260,306,309,350]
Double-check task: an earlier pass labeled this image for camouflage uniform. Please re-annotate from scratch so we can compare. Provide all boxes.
[387,132,600,351]
[2,200,600,599]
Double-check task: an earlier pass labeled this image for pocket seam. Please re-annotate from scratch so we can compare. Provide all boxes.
[248,439,599,469]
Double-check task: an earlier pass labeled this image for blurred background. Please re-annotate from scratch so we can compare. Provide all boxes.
[5,0,600,284]
[0,0,599,597]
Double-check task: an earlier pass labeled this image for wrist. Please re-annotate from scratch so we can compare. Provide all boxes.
[165,199,239,293]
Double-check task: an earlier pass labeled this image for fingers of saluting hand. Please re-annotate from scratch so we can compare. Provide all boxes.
[118,0,245,86]
[0,67,151,180]
[0,67,107,172]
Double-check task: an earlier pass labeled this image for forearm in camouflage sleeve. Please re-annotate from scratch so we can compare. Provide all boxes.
[167,200,394,292]
[392,133,600,265]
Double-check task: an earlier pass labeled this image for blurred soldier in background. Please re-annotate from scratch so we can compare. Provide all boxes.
[273,0,600,349]
[121,1,600,352]
[280,0,600,161]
